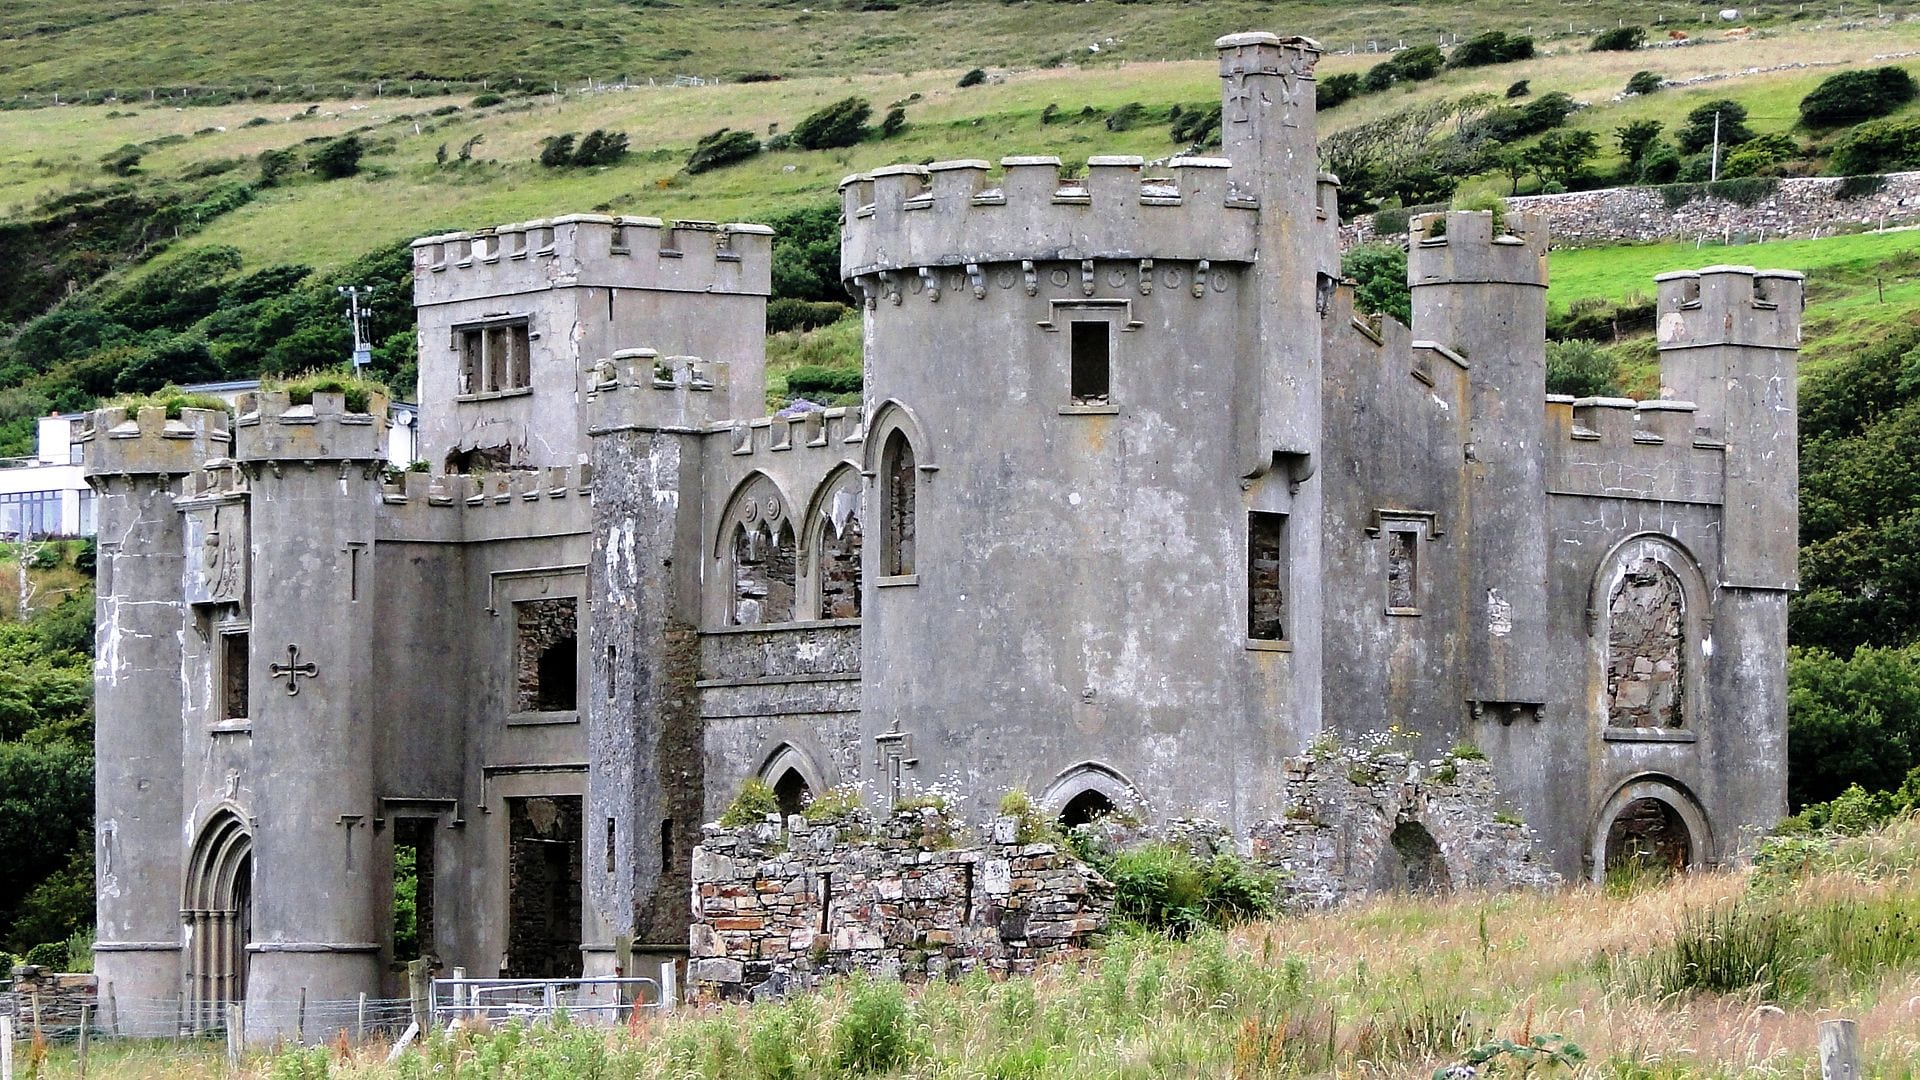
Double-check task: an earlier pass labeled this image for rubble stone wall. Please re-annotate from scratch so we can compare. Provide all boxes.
[688,809,1111,999]
[2,968,98,1028]
[1344,171,1920,249]
[1251,751,1561,909]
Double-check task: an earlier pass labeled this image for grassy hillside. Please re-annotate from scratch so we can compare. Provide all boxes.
[8,0,1914,101]
[21,818,1920,1078]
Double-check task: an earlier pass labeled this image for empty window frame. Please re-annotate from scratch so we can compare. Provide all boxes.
[457,321,532,395]
[1385,527,1420,614]
[221,630,250,720]
[1247,512,1288,642]
[882,431,916,577]
[1069,321,1111,405]
[514,597,579,713]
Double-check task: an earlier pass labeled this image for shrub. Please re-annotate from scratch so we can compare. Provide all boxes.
[1105,101,1147,132]
[1318,73,1362,110]
[1101,843,1277,936]
[1799,66,1918,128]
[1830,117,1920,175]
[835,977,912,1073]
[1721,132,1801,178]
[720,778,780,827]
[1389,44,1446,82]
[538,132,577,167]
[734,71,783,83]
[792,97,872,150]
[471,92,505,107]
[1341,244,1410,326]
[997,789,1054,844]
[685,128,761,174]
[24,940,66,969]
[1624,70,1664,96]
[802,785,863,824]
[1545,340,1620,397]
[1505,79,1530,99]
[766,298,850,333]
[1589,25,1645,51]
[784,364,862,396]
[1170,102,1221,146]
[572,129,629,166]
[308,134,363,179]
[958,67,987,88]
[257,147,298,186]
[878,106,907,138]
[1362,62,1398,93]
[266,370,386,413]
[1449,30,1535,69]
[1835,173,1887,200]
[99,144,142,176]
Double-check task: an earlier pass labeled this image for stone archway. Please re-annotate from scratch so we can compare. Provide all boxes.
[183,809,252,1029]
[1371,820,1453,895]
[1059,789,1116,829]
[773,768,812,819]
[1591,776,1711,884]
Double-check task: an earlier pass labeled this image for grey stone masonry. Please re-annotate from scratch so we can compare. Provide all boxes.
[688,808,1112,999]
[1250,743,1560,911]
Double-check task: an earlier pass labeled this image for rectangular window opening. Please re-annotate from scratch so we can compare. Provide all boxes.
[1386,529,1419,613]
[393,818,436,964]
[606,818,617,874]
[1247,512,1288,642]
[457,322,532,395]
[514,597,579,713]
[222,631,250,720]
[1069,321,1110,404]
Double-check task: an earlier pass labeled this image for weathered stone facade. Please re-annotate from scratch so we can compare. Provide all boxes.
[88,29,1794,1039]
[688,811,1110,998]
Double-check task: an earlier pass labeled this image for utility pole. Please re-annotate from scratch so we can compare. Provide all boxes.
[1710,110,1722,182]
[338,285,376,368]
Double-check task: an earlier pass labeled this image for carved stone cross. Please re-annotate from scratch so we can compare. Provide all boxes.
[269,643,318,696]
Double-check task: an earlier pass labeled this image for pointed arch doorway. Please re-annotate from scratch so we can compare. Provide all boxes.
[184,810,253,1029]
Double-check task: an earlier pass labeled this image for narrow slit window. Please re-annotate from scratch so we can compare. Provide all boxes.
[660,818,674,874]
[222,631,250,720]
[1386,529,1419,613]
[1070,321,1110,404]
[606,818,617,874]
[882,431,916,577]
[1247,512,1288,641]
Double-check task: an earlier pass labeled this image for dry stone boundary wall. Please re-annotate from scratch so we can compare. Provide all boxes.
[1343,171,1920,249]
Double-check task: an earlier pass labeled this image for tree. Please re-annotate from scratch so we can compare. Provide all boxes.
[308,134,363,179]
[1788,644,1920,808]
[792,97,872,150]
[256,147,298,186]
[538,133,577,167]
[1318,73,1362,110]
[765,202,843,303]
[1523,129,1599,190]
[1589,25,1645,51]
[1676,99,1753,154]
[1496,148,1532,195]
[879,107,907,137]
[1624,70,1664,96]
[572,129,629,166]
[1340,244,1410,326]
[1545,340,1618,397]
[957,68,986,88]
[1449,31,1535,69]
[1615,120,1664,169]
[0,741,92,943]
[1505,80,1530,99]
[1388,44,1446,82]
[1799,66,1919,128]
[1829,117,1920,175]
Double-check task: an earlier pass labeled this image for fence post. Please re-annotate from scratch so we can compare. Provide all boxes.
[1818,1018,1861,1080]
[615,935,633,1007]
[408,959,431,1033]
[76,1005,90,1080]
[225,1003,243,1075]
[297,987,307,1044]
[659,960,677,1013]
[356,993,367,1043]
[2,1015,14,1080]
[105,984,117,1038]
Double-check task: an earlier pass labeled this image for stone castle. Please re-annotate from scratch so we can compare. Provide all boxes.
[85,32,1797,1036]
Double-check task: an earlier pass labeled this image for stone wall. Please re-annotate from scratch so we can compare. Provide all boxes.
[688,809,1111,999]
[1249,750,1561,910]
[1343,171,1920,249]
[2,968,98,1029]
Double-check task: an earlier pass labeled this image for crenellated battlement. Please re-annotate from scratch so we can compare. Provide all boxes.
[1409,211,1549,289]
[586,348,733,432]
[79,406,231,479]
[412,215,774,307]
[1654,265,1803,351]
[232,390,390,463]
[839,155,1260,282]
[375,463,595,542]
[722,405,864,458]
[1546,397,1726,505]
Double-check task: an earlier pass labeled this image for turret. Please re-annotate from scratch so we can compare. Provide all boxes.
[80,405,230,1036]
[1410,210,1551,717]
[1655,266,1802,590]
[229,390,389,1040]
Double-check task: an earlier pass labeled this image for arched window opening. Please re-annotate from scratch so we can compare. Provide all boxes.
[1606,557,1686,728]
[816,473,863,619]
[773,769,812,820]
[1059,789,1115,830]
[1374,821,1452,895]
[184,811,253,1030]
[1605,797,1692,878]
[733,522,797,625]
[882,431,916,577]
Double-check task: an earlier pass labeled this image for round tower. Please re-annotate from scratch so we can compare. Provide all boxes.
[839,32,1331,829]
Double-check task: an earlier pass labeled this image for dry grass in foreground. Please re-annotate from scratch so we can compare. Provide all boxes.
[25,818,1920,1079]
